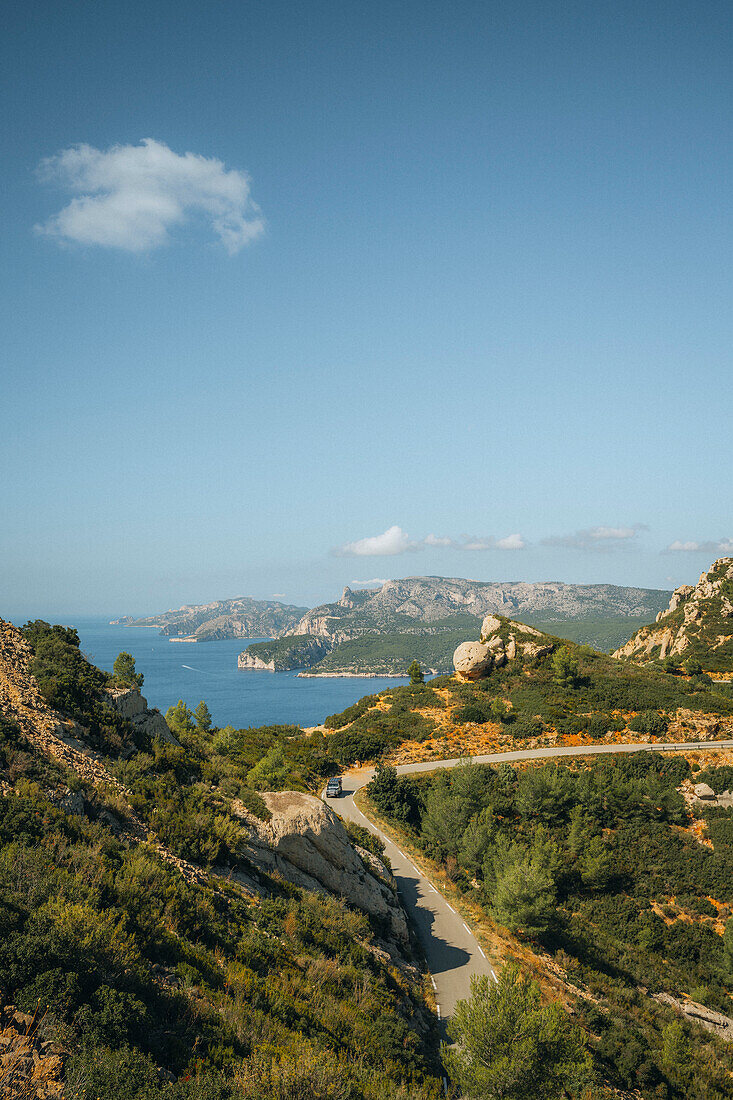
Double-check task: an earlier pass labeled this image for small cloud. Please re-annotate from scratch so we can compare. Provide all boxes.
[337,525,419,557]
[666,538,733,553]
[35,139,264,253]
[425,532,526,551]
[349,578,389,588]
[336,526,527,557]
[496,532,526,550]
[271,593,286,600]
[543,523,646,551]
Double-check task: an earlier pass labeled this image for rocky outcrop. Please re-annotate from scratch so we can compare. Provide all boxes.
[453,641,495,680]
[234,791,409,945]
[106,687,180,746]
[653,992,733,1042]
[453,615,555,681]
[613,558,733,672]
[0,997,65,1099]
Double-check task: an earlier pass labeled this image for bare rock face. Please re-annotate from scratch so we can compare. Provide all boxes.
[454,616,556,681]
[453,641,494,680]
[106,687,180,746]
[236,791,408,945]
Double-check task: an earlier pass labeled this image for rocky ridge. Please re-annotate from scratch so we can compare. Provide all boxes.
[453,614,555,680]
[287,577,671,642]
[613,558,733,673]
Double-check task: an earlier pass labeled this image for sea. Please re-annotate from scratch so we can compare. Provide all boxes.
[61,617,403,730]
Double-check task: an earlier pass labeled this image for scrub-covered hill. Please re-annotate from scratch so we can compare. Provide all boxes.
[0,618,442,1099]
[614,558,733,675]
[320,618,733,766]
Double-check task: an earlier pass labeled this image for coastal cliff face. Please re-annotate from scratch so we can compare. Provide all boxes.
[613,558,733,673]
[238,635,330,670]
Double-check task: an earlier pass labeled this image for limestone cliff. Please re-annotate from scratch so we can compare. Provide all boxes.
[613,558,733,674]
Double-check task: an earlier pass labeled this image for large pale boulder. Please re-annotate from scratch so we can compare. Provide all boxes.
[454,615,556,680]
[236,791,408,945]
[453,641,494,680]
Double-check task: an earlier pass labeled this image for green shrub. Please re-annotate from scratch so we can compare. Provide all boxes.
[629,711,669,735]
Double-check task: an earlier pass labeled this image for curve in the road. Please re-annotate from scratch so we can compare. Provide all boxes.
[331,739,733,1023]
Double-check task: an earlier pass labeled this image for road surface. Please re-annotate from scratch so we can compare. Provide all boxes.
[330,739,733,1023]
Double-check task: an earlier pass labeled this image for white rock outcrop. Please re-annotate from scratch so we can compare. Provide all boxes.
[106,687,180,746]
[453,616,555,681]
[236,791,409,945]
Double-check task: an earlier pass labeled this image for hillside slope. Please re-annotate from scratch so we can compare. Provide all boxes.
[0,619,442,1099]
[614,558,733,674]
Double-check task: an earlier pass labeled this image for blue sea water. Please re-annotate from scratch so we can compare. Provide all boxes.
[62,617,403,730]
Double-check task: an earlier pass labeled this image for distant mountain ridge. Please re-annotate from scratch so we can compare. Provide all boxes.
[118,596,308,640]
[240,576,672,675]
[286,576,672,642]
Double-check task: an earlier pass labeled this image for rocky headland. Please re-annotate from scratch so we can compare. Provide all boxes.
[614,558,733,674]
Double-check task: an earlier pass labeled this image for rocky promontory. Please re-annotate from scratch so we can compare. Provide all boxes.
[232,790,408,946]
[613,558,733,673]
[453,614,555,680]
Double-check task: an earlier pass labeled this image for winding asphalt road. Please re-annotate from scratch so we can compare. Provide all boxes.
[329,739,733,1024]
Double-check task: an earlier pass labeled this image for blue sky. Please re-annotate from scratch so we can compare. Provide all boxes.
[2,0,731,618]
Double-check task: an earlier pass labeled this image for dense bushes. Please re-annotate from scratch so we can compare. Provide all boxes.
[21,621,141,757]
[367,752,733,1098]
[0,771,442,1099]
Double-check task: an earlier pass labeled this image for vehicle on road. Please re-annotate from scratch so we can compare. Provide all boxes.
[325,776,342,798]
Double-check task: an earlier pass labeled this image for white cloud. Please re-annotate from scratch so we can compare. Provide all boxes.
[667,538,733,553]
[349,579,389,588]
[336,527,526,556]
[496,532,526,550]
[271,593,286,600]
[338,525,418,557]
[542,524,645,550]
[35,139,264,253]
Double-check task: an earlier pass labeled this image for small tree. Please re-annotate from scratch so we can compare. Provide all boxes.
[407,660,424,685]
[366,762,415,823]
[552,646,579,688]
[165,700,195,738]
[443,967,594,1099]
[247,742,293,791]
[193,700,213,732]
[490,844,557,937]
[112,652,144,688]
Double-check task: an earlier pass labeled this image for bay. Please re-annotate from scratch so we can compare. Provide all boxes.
[63,617,403,729]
